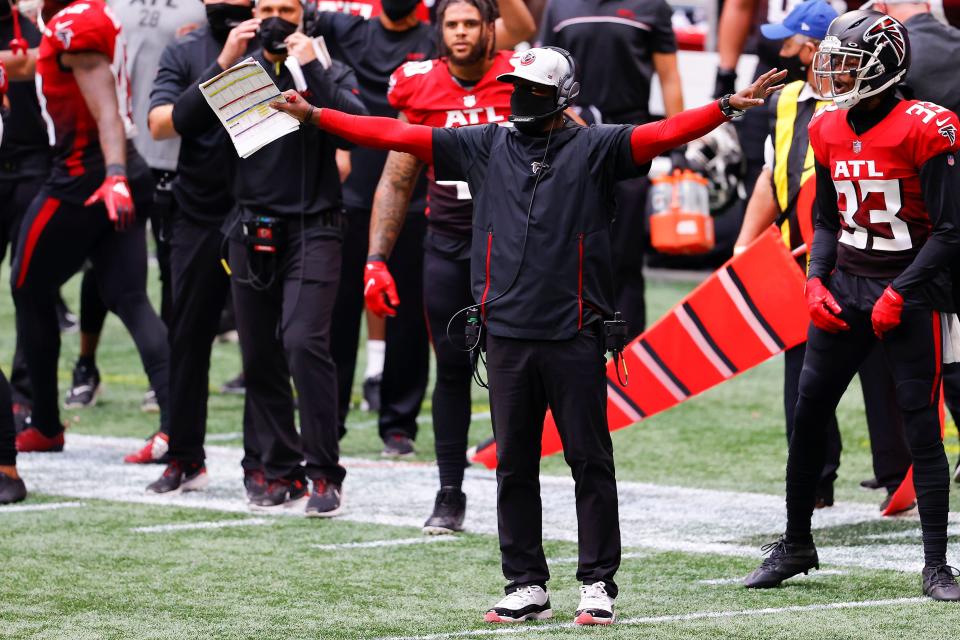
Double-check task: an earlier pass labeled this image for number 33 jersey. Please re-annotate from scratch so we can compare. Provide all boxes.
[809,99,960,280]
[387,51,514,241]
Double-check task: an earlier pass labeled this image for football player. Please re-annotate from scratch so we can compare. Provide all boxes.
[10,0,170,455]
[362,0,518,534]
[744,10,960,601]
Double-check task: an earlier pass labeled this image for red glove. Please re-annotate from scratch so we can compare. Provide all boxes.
[364,258,399,317]
[85,174,135,231]
[805,277,849,333]
[872,285,904,338]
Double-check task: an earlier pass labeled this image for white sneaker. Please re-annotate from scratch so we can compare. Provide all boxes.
[574,582,615,625]
[483,585,552,623]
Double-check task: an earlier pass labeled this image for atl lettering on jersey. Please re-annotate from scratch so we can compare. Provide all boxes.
[387,51,514,237]
[809,100,960,279]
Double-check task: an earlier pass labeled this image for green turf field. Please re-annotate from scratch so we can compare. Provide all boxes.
[2,267,960,639]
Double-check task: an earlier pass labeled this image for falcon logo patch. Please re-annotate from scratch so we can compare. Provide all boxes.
[54,20,75,50]
[864,16,907,65]
[939,123,957,146]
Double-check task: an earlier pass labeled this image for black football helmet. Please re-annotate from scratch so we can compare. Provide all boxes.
[813,10,910,110]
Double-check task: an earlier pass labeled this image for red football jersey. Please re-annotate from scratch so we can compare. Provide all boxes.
[387,50,514,238]
[36,0,134,198]
[809,99,960,279]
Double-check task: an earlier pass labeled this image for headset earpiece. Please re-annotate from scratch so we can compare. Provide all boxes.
[542,46,580,110]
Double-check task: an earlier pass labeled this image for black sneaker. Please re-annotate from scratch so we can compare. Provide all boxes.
[244,469,267,503]
[880,489,916,515]
[220,373,245,395]
[744,536,819,588]
[305,478,343,518]
[861,477,882,490]
[361,374,381,412]
[12,402,31,434]
[251,477,308,509]
[0,472,27,505]
[64,361,100,409]
[923,565,960,601]
[382,434,415,458]
[146,461,208,494]
[423,487,466,535]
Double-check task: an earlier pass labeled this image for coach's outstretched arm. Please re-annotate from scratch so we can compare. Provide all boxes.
[629,68,786,166]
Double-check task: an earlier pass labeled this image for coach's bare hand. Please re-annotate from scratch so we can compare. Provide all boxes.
[271,90,315,123]
[729,68,788,111]
[217,18,260,70]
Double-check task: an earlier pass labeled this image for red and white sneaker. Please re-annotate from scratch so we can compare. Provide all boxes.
[574,582,615,626]
[123,432,169,464]
[16,426,65,452]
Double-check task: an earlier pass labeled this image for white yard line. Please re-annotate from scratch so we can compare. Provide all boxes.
[373,598,926,640]
[130,518,272,533]
[698,570,846,585]
[0,501,85,514]
[15,434,960,574]
[312,537,461,551]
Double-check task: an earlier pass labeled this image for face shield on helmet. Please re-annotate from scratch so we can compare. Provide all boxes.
[812,14,909,110]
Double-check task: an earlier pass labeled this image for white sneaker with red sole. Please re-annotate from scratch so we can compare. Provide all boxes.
[484,585,552,623]
[123,432,169,464]
[574,582,615,625]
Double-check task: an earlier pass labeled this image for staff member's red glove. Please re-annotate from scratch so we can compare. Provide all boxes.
[805,277,849,333]
[85,172,134,231]
[364,257,399,317]
[871,285,904,338]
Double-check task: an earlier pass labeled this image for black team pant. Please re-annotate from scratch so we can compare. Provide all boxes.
[0,368,15,466]
[423,242,473,488]
[787,304,949,567]
[0,174,46,406]
[230,217,344,484]
[10,190,170,437]
[330,207,429,441]
[166,212,259,470]
[487,328,621,597]
[610,176,649,340]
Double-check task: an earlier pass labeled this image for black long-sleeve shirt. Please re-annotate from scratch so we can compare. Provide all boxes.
[173,50,367,219]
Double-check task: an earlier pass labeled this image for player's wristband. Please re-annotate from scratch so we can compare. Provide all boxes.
[105,163,127,177]
[719,94,745,120]
[304,105,316,125]
[367,253,387,263]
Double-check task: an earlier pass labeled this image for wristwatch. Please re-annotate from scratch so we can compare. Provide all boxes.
[719,94,745,120]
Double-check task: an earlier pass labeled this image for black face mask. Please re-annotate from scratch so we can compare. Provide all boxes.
[381,0,419,21]
[206,3,253,44]
[257,16,298,55]
[509,86,558,135]
[779,53,809,84]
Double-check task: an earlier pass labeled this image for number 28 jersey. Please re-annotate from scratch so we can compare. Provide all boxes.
[809,99,960,279]
[387,51,514,240]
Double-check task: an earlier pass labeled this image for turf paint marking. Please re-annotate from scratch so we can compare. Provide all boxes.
[0,501,85,514]
[697,570,846,585]
[312,537,461,551]
[373,598,926,640]
[130,518,272,533]
[19,434,960,574]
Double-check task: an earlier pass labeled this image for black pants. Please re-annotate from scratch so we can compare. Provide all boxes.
[77,172,176,339]
[423,245,474,488]
[787,306,948,565]
[330,207,429,440]
[860,346,912,490]
[166,212,259,469]
[487,328,621,597]
[0,175,46,405]
[10,190,170,437]
[784,343,840,494]
[0,367,15,466]
[230,220,344,483]
[610,176,649,340]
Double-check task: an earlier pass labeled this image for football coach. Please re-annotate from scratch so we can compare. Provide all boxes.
[272,47,785,626]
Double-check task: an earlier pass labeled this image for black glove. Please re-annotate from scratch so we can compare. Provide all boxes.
[714,68,737,100]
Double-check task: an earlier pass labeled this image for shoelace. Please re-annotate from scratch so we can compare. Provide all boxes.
[929,565,960,587]
[759,538,787,567]
[579,582,609,607]
[500,586,540,608]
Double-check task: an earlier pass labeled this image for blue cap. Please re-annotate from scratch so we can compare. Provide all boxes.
[760,0,839,40]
